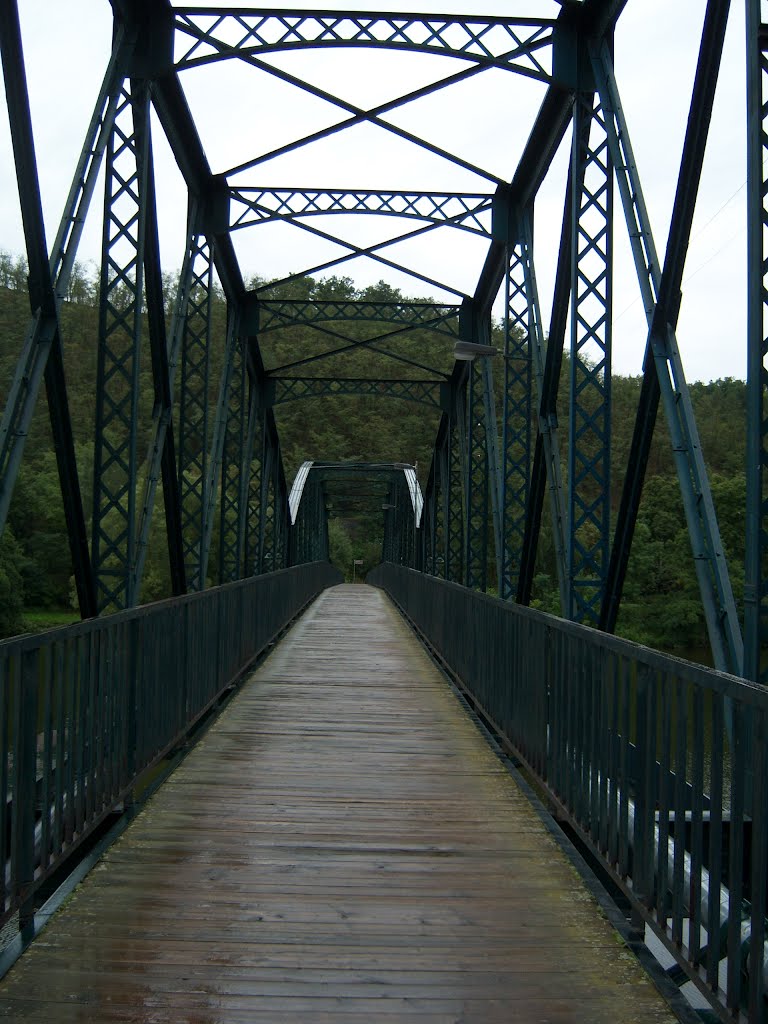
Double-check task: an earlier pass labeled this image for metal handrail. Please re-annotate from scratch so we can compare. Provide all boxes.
[369,563,768,1021]
[0,562,341,936]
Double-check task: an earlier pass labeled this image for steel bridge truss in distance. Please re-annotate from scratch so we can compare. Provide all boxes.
[0,1,765,684]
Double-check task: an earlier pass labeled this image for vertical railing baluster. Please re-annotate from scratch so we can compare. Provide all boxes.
[39,646,53,872]
[52,643,66,860]
[0,653,9,916]
[726,701,746,1013]
[748,706,767,1019]
[671,676,688,948]
[657,670,672,924]
[11,650,38,935]
[618,656,631,880]
[689,684,705,968]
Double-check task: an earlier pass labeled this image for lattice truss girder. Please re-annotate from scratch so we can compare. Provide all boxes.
[568,87,612,626]
[270,376,443,410]
[92,78,150,612]
[231,189,492,237]
[255,299,460,337]
[173,10,556,81]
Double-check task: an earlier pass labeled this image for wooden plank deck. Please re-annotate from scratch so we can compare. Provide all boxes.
[0,584,675,1023]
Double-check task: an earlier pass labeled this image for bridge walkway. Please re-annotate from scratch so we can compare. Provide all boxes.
[0,584,674,1023]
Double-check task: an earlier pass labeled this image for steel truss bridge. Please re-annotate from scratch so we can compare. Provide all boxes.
[2,1,768,1021]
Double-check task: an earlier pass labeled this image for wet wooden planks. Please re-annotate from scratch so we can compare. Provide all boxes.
[0,584,675,1023]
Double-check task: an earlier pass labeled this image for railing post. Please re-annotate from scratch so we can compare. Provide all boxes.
[124,617,139,809]
[631,663,657,925]
[12,650,39,937]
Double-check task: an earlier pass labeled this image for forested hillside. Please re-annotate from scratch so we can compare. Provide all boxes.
[0,250,747,659]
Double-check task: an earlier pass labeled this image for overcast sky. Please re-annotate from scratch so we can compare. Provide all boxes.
[0,1,749,383]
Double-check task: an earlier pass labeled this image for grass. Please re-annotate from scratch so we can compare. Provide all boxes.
[22,608,80,633]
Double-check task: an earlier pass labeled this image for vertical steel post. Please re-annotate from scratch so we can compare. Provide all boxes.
[446,408,465,583]
[135,201,201,600]
[516,204,569,613]
[746,2,768,682]
[0,14,125,583]
[200,304,240,584]
[177,233,215,590]
[500,238,533,600]
[218,331,248,583]
[464,360,489,591]
[591,11,741,675]
[245,395,266,575]
[568,71,613,626]
[92,78,151,612]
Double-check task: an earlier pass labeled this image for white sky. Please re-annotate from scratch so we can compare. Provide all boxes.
[0,1,749,383]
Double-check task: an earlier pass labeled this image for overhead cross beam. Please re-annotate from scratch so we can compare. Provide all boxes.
[173,10,557,82]
[230,189,492,237]
[268,376,445,410]
[254,298,460,337]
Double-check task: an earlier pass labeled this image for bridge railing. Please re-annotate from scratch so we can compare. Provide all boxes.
[369,563,768,1021]
[0,562,341,936]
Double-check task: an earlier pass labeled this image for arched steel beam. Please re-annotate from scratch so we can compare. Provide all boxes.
[230,188,493,238]
[174,11,557,84]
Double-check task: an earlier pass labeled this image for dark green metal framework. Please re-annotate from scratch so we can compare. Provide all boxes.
[288,461,422,568]
[0,0,761,678]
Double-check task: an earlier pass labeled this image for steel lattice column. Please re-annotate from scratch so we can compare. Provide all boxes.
[199,304,241,584]
[218,334,248,582]
[260,451,276,573]
[746,4,768,683]
[500,239,534,600]
[92,78,151,612]
[425,459,440,576]
[446,412,464,583]
[176,233,215,590]
[245,404,266,575]
[252,423,271,575]
[464,361,490,591]
[272,453,288,571]
[568,83,613,624]
[0,9,127,619]
[591,14,741,675]
[433,440,448,578]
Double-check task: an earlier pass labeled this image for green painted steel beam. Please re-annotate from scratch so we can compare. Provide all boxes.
[174,10,556,83]
[567,79,612,626]
[253,298,460,337]
[231,188,492,237]
[92,79,151,612]
[268,376,445,410]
